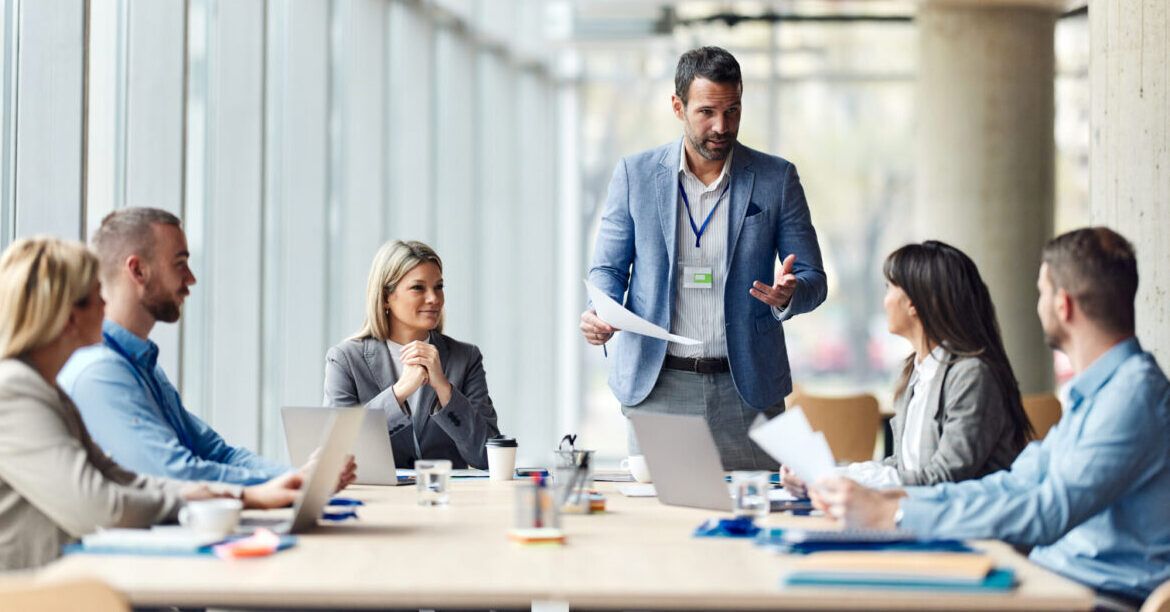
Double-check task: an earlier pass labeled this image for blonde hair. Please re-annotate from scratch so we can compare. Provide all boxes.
[352,240,444,341]
[0,236,100,359]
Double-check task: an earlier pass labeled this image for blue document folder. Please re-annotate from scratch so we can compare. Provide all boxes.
[783,567,1016,592]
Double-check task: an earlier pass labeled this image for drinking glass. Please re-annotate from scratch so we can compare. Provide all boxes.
[731,470,770,519]
[416,459,452,506]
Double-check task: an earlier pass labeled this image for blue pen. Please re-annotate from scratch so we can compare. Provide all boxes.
[327,497,365,507]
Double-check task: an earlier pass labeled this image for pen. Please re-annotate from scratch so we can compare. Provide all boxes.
[602,342,607,358]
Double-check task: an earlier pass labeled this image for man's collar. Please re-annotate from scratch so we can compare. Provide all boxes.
[102,319,159,368]
[1067,337,1141,409]
[678,139,733,188]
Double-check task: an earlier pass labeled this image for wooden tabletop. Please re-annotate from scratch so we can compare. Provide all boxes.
[37,480,1094,610]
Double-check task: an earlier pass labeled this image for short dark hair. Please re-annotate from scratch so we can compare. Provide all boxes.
[674,46,742,105]
[1042,227,1138,335]
[91,207,182,284]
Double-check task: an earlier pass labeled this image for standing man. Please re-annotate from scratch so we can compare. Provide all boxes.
[813,228,1170,605]
[59,208,354,487]
[582,47,827,470]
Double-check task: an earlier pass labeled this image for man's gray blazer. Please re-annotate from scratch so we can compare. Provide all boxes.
[885,352,1026,486]
[322,332,500,469]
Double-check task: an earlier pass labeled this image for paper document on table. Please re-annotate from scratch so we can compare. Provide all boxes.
[748,408,836,483]
[585,280,701,346]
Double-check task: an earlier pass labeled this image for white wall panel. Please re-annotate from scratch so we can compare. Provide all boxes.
[263,0,331,460]
[384,1,433,242]
[514,70,557,463]
[475,51,520,448]
[14,0,84,239]
[329,0,386,344]
[191,0,266,450]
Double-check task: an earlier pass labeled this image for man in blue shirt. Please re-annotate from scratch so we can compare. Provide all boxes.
[60,208,354,487]
[813,227,1170,603]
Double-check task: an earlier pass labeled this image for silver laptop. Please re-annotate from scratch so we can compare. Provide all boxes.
[282,406,409,486]
[243,406,365,534]
[628,412,734,512]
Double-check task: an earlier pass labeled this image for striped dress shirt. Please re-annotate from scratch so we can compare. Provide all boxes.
[668,142,733,358]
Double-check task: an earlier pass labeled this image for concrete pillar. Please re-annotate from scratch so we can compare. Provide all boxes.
[915,0,1064,393]
[1089,0,1170,366]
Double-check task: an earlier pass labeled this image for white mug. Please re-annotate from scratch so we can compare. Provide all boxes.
[620,455,652,483]
[179,498,242,536]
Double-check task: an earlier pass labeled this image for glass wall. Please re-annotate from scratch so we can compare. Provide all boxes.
[0,0,564,466]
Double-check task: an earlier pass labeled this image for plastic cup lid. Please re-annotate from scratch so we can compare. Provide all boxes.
[486,436,517,448]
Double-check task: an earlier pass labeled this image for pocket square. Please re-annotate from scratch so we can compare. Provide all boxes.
[746,203,763,216]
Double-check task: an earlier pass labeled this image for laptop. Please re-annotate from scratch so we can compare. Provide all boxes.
[242,406,364,534]
[282,406,411,486]
[627,412,735,512]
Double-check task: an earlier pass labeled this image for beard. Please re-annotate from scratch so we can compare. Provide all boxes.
[687,131,735,161]
[143,285,183,323]
[1041,318,1065,351]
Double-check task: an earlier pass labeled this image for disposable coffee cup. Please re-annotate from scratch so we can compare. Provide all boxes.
[485,436,518,481]
[179,498,242,537]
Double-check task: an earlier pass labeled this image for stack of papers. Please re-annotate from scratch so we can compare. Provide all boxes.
[747,408,835,483]
[78,526,224,555]
[782,551,1014,592]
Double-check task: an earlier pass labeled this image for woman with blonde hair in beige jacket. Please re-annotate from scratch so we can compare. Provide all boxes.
[0,236,302,571]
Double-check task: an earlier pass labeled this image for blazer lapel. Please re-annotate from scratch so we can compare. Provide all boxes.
[725,145,754,274]
[657,140,680,269]
[363,337,396,393]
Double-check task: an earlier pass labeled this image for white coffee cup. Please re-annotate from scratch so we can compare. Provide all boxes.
[620,455,652,483]
[178,498,242,536]
[485,436,518,481]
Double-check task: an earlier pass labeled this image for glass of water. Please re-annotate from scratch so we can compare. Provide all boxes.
[731,470,770,520]
[416,459,452,506]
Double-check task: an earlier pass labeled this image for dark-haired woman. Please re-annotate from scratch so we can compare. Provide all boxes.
[784,240,1033,495]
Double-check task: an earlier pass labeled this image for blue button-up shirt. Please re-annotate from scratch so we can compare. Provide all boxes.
[899,338,1170,600]
[58,320,289,485]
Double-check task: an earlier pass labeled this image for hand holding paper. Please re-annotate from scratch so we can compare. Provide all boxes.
[747,407,836,484]
[584,280,700,346]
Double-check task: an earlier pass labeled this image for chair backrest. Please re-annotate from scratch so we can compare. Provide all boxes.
[1142,578,1170,612]
[789,392,882,463]
[1022,393,1063,440]
[0,578,127,612]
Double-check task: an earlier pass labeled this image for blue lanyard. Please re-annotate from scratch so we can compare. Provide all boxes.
[679,179,730,248]
[103,332,194,450]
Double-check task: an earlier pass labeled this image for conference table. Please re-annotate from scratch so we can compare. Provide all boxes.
[38,478,1095,610]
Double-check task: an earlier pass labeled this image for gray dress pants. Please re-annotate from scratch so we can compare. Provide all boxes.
[621,368,783,471]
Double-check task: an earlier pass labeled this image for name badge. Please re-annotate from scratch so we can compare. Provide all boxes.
[683,266,714,289]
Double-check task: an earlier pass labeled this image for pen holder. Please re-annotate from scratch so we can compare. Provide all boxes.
[514,477,560,530]
[553,449,594,513]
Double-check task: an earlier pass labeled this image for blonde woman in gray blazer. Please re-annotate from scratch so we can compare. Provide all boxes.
[323,241,500,470]
[0,237,304,570]
[785,241,1033,494]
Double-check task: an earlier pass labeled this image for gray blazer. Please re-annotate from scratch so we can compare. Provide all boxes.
[0,358,184,570]
[322,332,500,469]
[884,352,1025,486]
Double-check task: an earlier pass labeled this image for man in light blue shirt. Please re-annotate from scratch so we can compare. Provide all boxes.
[814,227,1170,603]
[59,208,319,486]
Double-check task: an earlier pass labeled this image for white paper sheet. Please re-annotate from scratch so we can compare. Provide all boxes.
[584,280,701,345]
[747,407,836,484]
[618,483,657,497]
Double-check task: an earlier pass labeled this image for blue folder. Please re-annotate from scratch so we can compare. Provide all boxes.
[63,533,298,558]
[755,527,973,555]
[783,567,1016,592]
